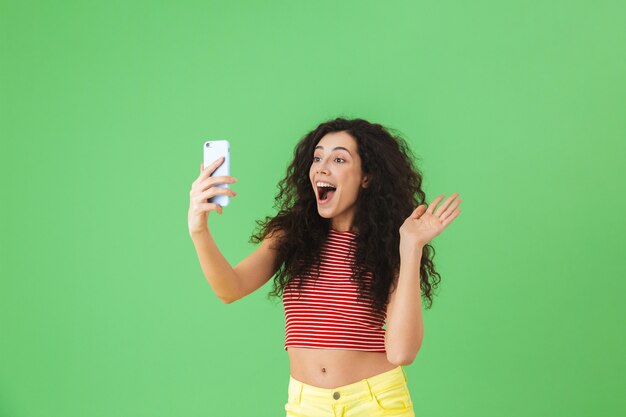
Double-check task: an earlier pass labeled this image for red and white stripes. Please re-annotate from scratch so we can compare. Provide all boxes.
[283,229,387,352]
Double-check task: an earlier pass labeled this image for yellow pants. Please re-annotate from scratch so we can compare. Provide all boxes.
[284,365,415,417]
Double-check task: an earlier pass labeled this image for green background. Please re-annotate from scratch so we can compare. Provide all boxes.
[1,1,625,416]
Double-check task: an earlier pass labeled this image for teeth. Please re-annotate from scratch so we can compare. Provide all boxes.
[316,182,336,188]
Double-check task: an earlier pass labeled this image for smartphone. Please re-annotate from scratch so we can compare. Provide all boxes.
[203,140,231,207]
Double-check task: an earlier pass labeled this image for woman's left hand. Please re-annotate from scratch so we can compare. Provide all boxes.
[399,192,462,254]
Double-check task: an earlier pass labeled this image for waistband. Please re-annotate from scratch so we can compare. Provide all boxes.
[288,366,408,405]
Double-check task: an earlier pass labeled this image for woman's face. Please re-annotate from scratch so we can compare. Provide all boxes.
[309,131,370,231]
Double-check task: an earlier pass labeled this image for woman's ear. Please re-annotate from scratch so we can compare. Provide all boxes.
[362,175,371,188]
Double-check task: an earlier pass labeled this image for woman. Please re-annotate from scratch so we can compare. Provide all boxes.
[188,117,462,416]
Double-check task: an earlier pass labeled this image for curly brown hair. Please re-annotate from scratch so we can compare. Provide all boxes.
[250,116,441,315]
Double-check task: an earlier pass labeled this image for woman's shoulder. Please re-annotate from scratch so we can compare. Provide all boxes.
[264,227,287,249]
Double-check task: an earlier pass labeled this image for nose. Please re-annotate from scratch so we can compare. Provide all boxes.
[317,160,329,175]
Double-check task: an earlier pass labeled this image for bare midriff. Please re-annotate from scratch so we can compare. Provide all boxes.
[287,347,398,389]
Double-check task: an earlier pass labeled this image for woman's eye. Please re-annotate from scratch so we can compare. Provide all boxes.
[312,156,345,163]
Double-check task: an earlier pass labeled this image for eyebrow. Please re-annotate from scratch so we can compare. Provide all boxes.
[314,146,352,156]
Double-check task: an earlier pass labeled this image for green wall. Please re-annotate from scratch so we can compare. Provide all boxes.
[1,1,624,416]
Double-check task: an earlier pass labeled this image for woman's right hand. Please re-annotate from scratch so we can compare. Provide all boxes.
[188,156,238,235]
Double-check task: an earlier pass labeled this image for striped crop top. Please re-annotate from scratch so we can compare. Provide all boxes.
[282,228,387,352]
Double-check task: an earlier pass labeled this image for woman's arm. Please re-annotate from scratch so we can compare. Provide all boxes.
[190,228,282,304]
[385,193,461,365]
[384,247,424,366]
[190,229,242,304]
[188,159,243,304]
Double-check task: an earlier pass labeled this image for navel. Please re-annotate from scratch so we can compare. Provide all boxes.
[321,367,326,373]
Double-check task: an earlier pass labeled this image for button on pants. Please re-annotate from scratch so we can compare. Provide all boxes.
[285,366,415,417]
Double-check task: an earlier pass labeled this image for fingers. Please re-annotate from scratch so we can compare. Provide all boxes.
[200,186,237,201]
[425,195,445,215]
[197,202,223,215]
[427,192,460,216]
[191,157,237,210]
[190,159,233,219]
[211,203,224,215]
[197,176,237,195]
[190,180,237,200]
[201,156,225,179]
[440,197,462,222]
[441,208,461,228]
[409,204,427,219]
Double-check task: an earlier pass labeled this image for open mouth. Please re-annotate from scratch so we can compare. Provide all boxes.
[317,185,337,203]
